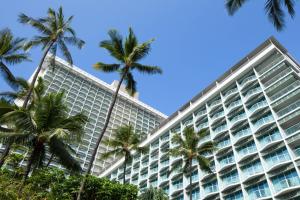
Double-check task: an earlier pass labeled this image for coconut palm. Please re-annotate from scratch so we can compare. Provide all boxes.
[169,127,215,200]
[101,124,148,184]
[19,6,85,108]
[0,28,29,89]
[0,92,88,194]
[139,186,169,200]
[226,0,296,31]
[0,78,44,168]
[77,28,162,199]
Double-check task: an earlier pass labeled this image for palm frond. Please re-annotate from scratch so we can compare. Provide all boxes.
[197,155,212,173]
[58,39,73,65]
[123,72,137,96]
[284,0,295,17]
[128,39,154,62]
[0,62,18,89]
[49,137,81,172]
[133,63,162,74]
[18,13,51,35]
[124,27,137,57]
[265,0,285,31]
[63,36,85,49]
[93,62,120,72]
[225,0,248,15]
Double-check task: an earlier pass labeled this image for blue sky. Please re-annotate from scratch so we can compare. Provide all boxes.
[0,1,299,116]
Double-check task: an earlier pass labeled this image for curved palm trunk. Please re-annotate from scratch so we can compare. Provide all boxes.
[22,42,54,108]
[18,141,42,196]
[77,67,129,200]
[0,141,12,168]
[46,153,54,167]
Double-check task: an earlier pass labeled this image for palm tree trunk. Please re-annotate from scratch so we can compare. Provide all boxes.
[0,141,12,168]
[77,67,129,200]
[18,142,41,197]
[189,161,192,200]
[46,153,54,167]
[123,155,127,184]
[22,42,54,108]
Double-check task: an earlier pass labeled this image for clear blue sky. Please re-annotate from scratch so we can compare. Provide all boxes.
[0,1,299,116]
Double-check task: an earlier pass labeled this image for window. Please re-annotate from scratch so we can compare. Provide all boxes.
[265,147,290,167]
[258,129,281,147]
[237,141,257,157]
[272,170,300,192]
[191,170,198,182]
[222,170,239,185]
[203,180,218,194]
[172,179,183,190]
[219,153,234,167]
[241,160,263,178]
[224,190,243,200]
[247,181,271,200]
[190,188,200,200]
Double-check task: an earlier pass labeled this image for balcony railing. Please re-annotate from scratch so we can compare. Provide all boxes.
[285,122,300,136]
[224,88,238,99]
[245,87,262,99]
[270,81,300,101]
[213,124,227,136]
[277,100,300,117]
[209,99,222,108]
[240,75,256,88]
[264,67,292,88]
[273,176,300,193]
[227,99,242,112]
[211,111,225,121]
[259,55,285,76]
[230,113,246,125]
[248,100,268,115]
[253,115,274,131]
[259,131,281,148]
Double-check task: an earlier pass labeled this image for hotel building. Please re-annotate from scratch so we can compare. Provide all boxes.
[101,37,300,200]
[37,56,167,175]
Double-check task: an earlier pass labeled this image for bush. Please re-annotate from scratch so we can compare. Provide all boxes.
[0,168,138,200]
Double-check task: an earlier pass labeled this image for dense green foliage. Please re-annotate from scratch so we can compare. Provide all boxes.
[0,168,139,200]
[139,187,168,200]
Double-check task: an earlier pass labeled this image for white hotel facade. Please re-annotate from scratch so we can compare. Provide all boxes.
[36,56,167,175]
[101,37,300,200]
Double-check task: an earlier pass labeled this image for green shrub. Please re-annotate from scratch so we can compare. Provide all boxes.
[0,168,138,200]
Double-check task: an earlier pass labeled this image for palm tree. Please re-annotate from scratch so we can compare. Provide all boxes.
[0,78,44,168]
[0,92,88,194]
[77,28,162,199]
[226,0,296,31]
[0,28,29,89]
[101,124,148,184]
[18,6,85,108]
[168,127,215,200]
[139,186,169,200]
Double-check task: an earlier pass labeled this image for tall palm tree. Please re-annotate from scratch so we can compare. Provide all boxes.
[0,92,88,194]
[226,0,296,31]
[101,124,148,184]
[169,127,215,200]
[0,28,29,89]
[0,78,44,168]
[18,6,85,108]
[77,28,162,199]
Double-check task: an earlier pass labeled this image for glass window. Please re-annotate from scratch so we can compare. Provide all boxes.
[224,190,243,200]
[265,147,290,167]
[222,170,239,185]
[241,160,263,178]
[272,170,300,192]
[237,141,257,157]
[203,180,218,194]
[219,153,234,166]
[247,181,271,200]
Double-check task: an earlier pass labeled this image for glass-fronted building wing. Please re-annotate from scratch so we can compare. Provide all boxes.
[37,56,167,175]
[101,37,300,200]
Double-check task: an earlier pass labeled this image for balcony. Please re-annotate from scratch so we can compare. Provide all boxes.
[248,100,268,117]
[244,87,262,101]
[264,67,292,88]
[196,121,209,130]
[209,99,222,109]
[211,111,225,122]
[258,54,285,76]
[277,100,300,118]
[240,75,257,89]
[212,124,228,138]
[259,131,282,150]
[224,88,239,99]
[233,128,252,144]
[253,115,274,133]
[273,174,300,195]
[241,164,264,183]
[226,99,242,114]
[230,113,247,128]
[270,81,300,102]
